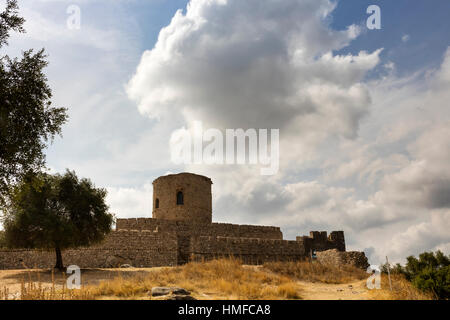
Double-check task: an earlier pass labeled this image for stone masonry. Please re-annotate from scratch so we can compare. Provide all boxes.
[316,249,370,270]
[0,172,368,269]
[153,173,212,224]
[0,231,177,269]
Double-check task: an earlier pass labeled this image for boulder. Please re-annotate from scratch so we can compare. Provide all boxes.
[167,295,196,300]
[151,287,173,296]
[150,287,191,297]
[316,249,370,270]
[172,288,190,295]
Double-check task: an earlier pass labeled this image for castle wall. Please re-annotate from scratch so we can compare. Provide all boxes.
[189,236,306,264]
[116,218,283,240]
[0,230,178,270]
[0,227,356,269]
[116,218,284,265]
[0,223,349,269]
[153,173,212,224]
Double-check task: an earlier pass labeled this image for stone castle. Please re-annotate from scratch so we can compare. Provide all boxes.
[0,172,369,269]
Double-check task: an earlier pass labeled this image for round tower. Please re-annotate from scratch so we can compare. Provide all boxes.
[152,172,212,224]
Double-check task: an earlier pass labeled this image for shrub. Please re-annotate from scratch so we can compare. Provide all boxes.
[382,251,450,299]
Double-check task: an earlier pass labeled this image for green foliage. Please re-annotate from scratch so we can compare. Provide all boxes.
[383,251,450,299]
[0,0,24,47]
[0,0,68,202]
[405,251,450,299]
[380,262,405,275]
[3,170,114,268]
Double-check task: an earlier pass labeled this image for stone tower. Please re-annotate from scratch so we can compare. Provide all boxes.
[152,172,212,224]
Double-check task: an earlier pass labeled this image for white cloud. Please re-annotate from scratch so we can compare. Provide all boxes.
[127,0,382,178]
[386,209,450,260]
[127,0,375,139]
[106,182,153,219]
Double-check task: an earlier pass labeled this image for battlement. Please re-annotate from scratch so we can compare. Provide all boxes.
[296,230,345,254]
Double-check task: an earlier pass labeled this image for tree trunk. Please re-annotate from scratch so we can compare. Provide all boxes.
[54,247,64,270]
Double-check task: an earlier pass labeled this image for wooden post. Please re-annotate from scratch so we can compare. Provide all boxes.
[386,256,392,291]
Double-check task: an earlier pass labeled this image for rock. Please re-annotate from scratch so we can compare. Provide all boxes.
[316,249,370,270]
[172,288,190,295]
[150,287,191,297]
[167,294,196,300]
[151,287,173,296]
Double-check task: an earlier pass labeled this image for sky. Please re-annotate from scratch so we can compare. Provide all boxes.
[2,0,450,265]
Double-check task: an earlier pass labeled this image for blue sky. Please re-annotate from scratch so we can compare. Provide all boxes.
[331,0,450,77]
[3,0,450,264]
[108,0,450,76]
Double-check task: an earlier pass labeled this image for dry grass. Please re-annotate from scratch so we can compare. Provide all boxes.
[0,258,302,300]
[263,260,368,284]
[0,269,93,300]
[0,259,434,300]
[368,274,434,300]
[84,258,301,300]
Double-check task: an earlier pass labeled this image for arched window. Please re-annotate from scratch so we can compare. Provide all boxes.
[155,198,159,209]
[176,191,184,205]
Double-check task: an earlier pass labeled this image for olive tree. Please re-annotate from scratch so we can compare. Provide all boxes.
[3,170,114,270]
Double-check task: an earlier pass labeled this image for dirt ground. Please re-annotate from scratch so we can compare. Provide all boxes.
[297,279,370,300]
[0,267,163,299]
[0,268,371,300]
